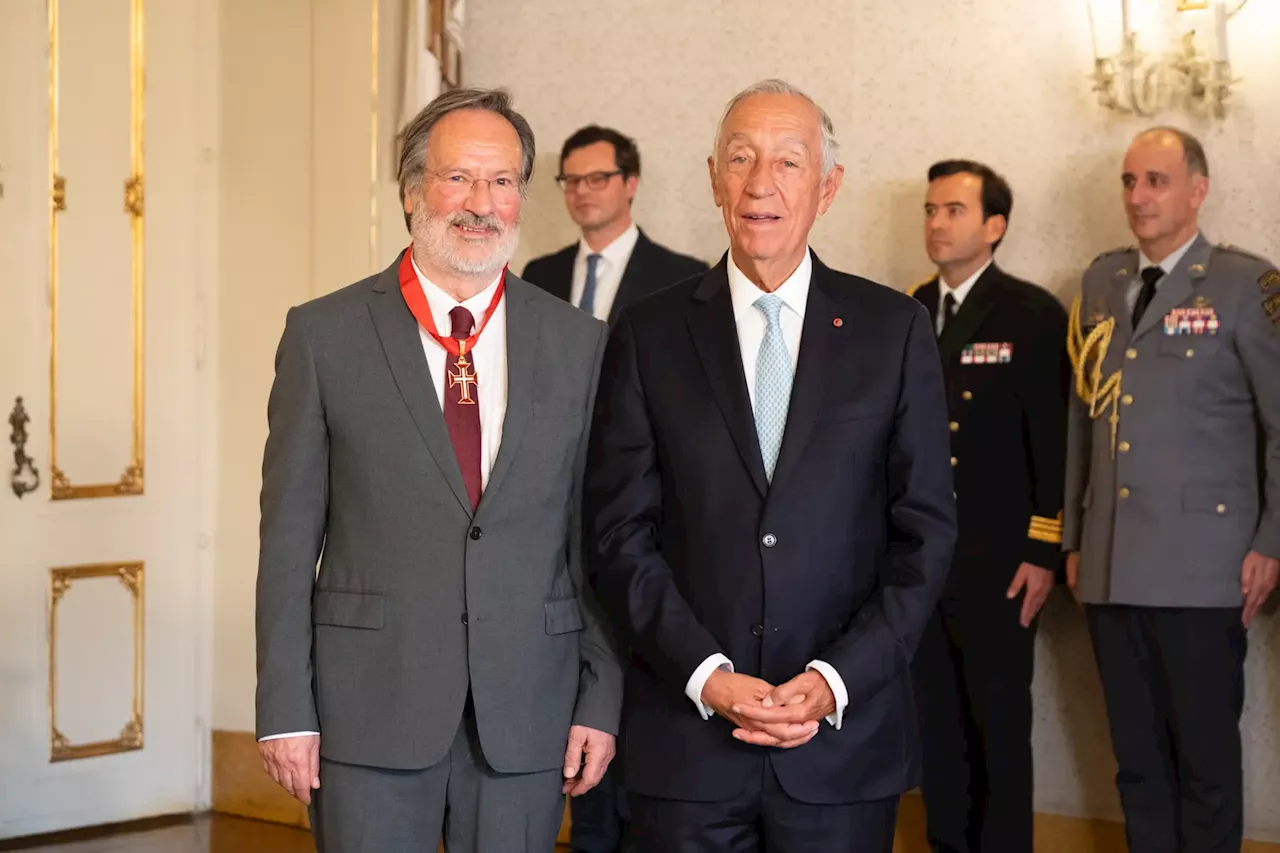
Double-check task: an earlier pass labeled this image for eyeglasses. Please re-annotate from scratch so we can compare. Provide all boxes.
[555,170,622,191]
[424,169,524,201]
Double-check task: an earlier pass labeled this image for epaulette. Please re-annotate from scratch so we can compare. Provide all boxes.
[1088,246,1134,267]
[906,276,935,297]
[1216,242,1270,264]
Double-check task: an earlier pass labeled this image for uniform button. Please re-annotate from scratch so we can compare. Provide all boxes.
[1118,441,1131,453]
[469,527,483,540]
[751,624,764,637]
[1119,487,1131,499]
[962,390,973,401]
[1125,348,1138,360]
[950,456,958,467]
[461,612,469,625]
[949,421,960,432]
[1186,348,1195,358]
[762,534,777,548]
[1122,394,1134,406]
[1217,504,1227,515]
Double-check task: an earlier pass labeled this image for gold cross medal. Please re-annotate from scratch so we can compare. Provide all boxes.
[448,350,479,405]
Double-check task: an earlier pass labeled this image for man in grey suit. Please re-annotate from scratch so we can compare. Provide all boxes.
[254,87,622,852]
[1064,126,1280,853]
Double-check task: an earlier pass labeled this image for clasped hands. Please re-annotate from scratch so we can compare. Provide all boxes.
[702,668,836,749]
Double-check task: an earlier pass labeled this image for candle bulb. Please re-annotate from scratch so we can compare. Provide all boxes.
[1213,0,1229,63]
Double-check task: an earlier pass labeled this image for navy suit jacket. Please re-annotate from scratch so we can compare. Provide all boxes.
[583,251,957,805]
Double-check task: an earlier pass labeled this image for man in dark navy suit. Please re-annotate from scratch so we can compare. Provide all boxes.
[584,79,957,852]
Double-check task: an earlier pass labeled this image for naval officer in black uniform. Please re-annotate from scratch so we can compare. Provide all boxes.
[908,159,1070,853]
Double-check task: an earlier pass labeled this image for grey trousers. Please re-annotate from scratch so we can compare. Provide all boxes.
[309,705,565,853]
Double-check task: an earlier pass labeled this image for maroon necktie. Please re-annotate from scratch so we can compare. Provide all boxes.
[443,306,482,512]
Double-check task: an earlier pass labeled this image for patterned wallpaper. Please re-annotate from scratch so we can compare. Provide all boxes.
[467,0,1280,835]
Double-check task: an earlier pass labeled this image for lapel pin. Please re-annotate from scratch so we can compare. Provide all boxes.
[1190,264,1206,275]
[833,318,843,328]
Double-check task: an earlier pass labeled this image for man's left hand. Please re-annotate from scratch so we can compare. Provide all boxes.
[730,670,836,748]
[1007,561,1055,628]
[1241,550,1280,627]
[562,725,616,796]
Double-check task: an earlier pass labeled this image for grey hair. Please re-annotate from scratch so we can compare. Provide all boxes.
[397,87,536,231]
[1136,125,1210,178]
[711,79,840,177]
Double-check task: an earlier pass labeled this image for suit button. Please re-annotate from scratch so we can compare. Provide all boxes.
[461,612,469,625]
[1119,487,1131,499]
[751,624,764,637]
[962,390,973,401]
[950,456,958,467]
[1126,348,1138,360]
[1118,441,1131,453]
[469,527,483,540]
[762,534,777,548]
[949,421,960,432]
[1122,394,1134,406]
[1217,504,1227,514]
[1186,348,1195,358]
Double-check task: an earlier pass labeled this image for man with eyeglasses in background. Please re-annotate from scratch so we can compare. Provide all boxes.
[523,125,707,328]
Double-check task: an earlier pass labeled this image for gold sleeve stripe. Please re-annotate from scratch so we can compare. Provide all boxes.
[1028,514,1063,544]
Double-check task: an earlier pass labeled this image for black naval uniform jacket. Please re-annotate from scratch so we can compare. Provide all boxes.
[910,263,1071,601]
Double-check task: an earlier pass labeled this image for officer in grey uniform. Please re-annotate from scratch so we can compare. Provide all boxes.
[1063,126,1280,853]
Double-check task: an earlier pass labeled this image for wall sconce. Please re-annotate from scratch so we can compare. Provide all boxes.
[1086,0,1249,118]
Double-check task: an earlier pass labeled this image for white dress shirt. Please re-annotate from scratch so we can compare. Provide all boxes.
[1130,231,1200,315]
[936,258,992,336]
[683,248,850,730]
[570,222,640,321]
[260,257,508,743]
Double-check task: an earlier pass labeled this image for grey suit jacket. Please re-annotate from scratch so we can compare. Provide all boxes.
[1064,233,1280,606]
[255,251,623,773]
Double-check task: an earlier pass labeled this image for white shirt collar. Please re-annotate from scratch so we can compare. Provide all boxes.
[410,252,504,335]
[727,248,812,322]
[939,258,992,311]
[1139,231,1201,276]
[576,221,640,269]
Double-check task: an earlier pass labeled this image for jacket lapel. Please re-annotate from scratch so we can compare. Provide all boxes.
[688,260,768,498]
[1108,251,1138,345]
[768,254,848,491]
[546,249,575,303]
[477,277,537,512]
[610,230,653,325]
[912,278,940,331]
[367,253,473,515]
[1132,234,1213,341]
[936,266,999,365]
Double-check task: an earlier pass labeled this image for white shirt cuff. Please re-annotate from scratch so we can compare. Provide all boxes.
[685,653,733,720]
[258,731,319,742]
[806,660,848,729]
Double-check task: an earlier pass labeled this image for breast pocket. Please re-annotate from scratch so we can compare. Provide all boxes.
[1157,335,1231,405]
[821,396,895,425]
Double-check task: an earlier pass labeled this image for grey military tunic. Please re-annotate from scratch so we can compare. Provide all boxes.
[1063,233,1280,607]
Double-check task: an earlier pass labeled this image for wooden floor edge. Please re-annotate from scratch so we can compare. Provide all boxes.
[212,730,1280,851]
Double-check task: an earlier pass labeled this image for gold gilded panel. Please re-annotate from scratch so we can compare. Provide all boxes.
[48,562,145,762]
[48,0,146,500]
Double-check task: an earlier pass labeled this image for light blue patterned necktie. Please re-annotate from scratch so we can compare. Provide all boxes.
[753,293,792,482]
[579,253,602,317]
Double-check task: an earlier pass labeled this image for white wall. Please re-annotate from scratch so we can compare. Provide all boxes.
[464,0,1280,836]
